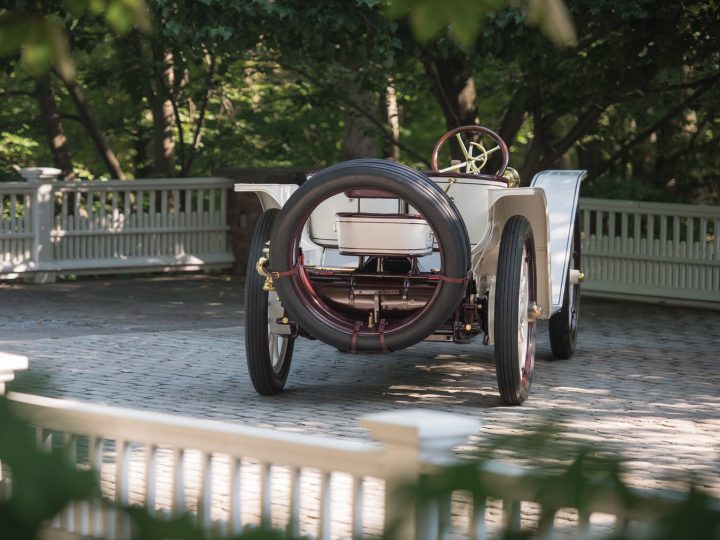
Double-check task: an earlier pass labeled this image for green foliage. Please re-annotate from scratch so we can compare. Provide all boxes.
[0,0,717,203]
[65,0,151,34]
[0,397,97,540]
[386,0,507,47]
[0,132,39,176]
[0,11,73,79]
[386,0,576,48]
[393,423,720,540]
[0,0,149,80]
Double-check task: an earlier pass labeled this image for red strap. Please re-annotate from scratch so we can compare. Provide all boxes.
[271,266,297,278]
[350,321,362,354]
[437,272,471,284]
[378,319,388,353]
[272,253,305,279]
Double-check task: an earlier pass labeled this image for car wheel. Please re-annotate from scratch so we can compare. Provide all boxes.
[549,216,581,359]
[494,216,537,405]
[245,208,294,395]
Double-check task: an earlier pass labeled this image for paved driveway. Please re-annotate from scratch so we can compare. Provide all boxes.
[1,275,718,497]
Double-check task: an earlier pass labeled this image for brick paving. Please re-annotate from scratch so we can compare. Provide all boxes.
[2,275,719,501]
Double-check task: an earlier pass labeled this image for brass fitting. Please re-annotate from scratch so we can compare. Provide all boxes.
[569,269,585,285]
[502,167,521,187]
[527,303,543,321]
[255,242,275,291]
[255,256,270,278]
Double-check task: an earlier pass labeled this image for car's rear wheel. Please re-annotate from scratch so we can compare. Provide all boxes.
[245,208,294,395]
[549,216,581,359]
[494,216,537,405]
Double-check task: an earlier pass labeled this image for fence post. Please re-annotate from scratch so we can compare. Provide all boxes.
[19,167,61,284]
[362,409,480,540]
[0,352,28,396]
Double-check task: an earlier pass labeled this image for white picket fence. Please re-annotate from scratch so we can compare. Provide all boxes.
[579,198,720,307]
[1,359,711,540]
[0,168,234,282]
[2,169,718,307]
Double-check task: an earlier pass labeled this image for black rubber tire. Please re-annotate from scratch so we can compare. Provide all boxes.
[549,216,581,360]
[245,208,294,395]
[494,216,537,405]
[270,159,471,353]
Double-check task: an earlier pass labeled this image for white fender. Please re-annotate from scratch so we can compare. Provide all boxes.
[233,183,299,210]
[530,170,586,313]
[233,183,324,265]
[481,187,553,319]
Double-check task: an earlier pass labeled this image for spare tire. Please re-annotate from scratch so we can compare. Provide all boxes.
[270,159,471,352]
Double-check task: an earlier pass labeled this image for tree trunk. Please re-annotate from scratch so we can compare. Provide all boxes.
[385,80,400,160]
[341,82,381,160]
[422,52,478,130]
[498,89,528,148]
[56,72,126,179]
[422,50,478,161]
[152,50,176,176]
[35,75,74,180]
[519,114,548,182]
[180,51,215,177]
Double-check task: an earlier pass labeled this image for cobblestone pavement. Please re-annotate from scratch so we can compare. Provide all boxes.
[2,275,719,499]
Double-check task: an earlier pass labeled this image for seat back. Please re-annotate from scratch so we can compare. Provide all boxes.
[308,195,400,248]
[426,177,498,247]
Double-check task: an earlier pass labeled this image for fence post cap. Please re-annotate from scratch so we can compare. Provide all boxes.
[361,409,480,461]
[0,352,29,395]
[19,167,62,182]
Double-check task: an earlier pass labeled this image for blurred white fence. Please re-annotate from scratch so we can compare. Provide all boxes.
[0,168,234,282]
[579,198,720,307]
[1,355,712,540]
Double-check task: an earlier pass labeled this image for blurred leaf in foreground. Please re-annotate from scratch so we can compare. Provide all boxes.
[386,0,576,47]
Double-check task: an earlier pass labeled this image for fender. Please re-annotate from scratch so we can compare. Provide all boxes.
[233,183,299,211]
[530,170,586,314]
[233,183,324,264]
[481,188,553,319]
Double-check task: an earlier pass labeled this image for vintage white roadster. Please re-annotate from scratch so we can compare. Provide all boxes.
[235,126,584,405]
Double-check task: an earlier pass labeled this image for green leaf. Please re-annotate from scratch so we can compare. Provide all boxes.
[0,12,33,56]
[62,0,91,17]
[101,0,151,34]
[526,0,577,47]
[105,1,135,33]
[386,0,507,48]
[0,397,97,537]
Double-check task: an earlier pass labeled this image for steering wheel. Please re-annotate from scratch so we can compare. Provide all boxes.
[431,125,510,181]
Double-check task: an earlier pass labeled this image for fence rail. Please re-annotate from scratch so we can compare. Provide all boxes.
[2,169,718,307]
[2,358,718,540]
[0,169,234,282]
[4,390,714,540]
[578,198,720,306]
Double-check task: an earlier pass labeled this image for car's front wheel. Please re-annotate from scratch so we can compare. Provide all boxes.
[245,208,294,395]
[494,216,537,405]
